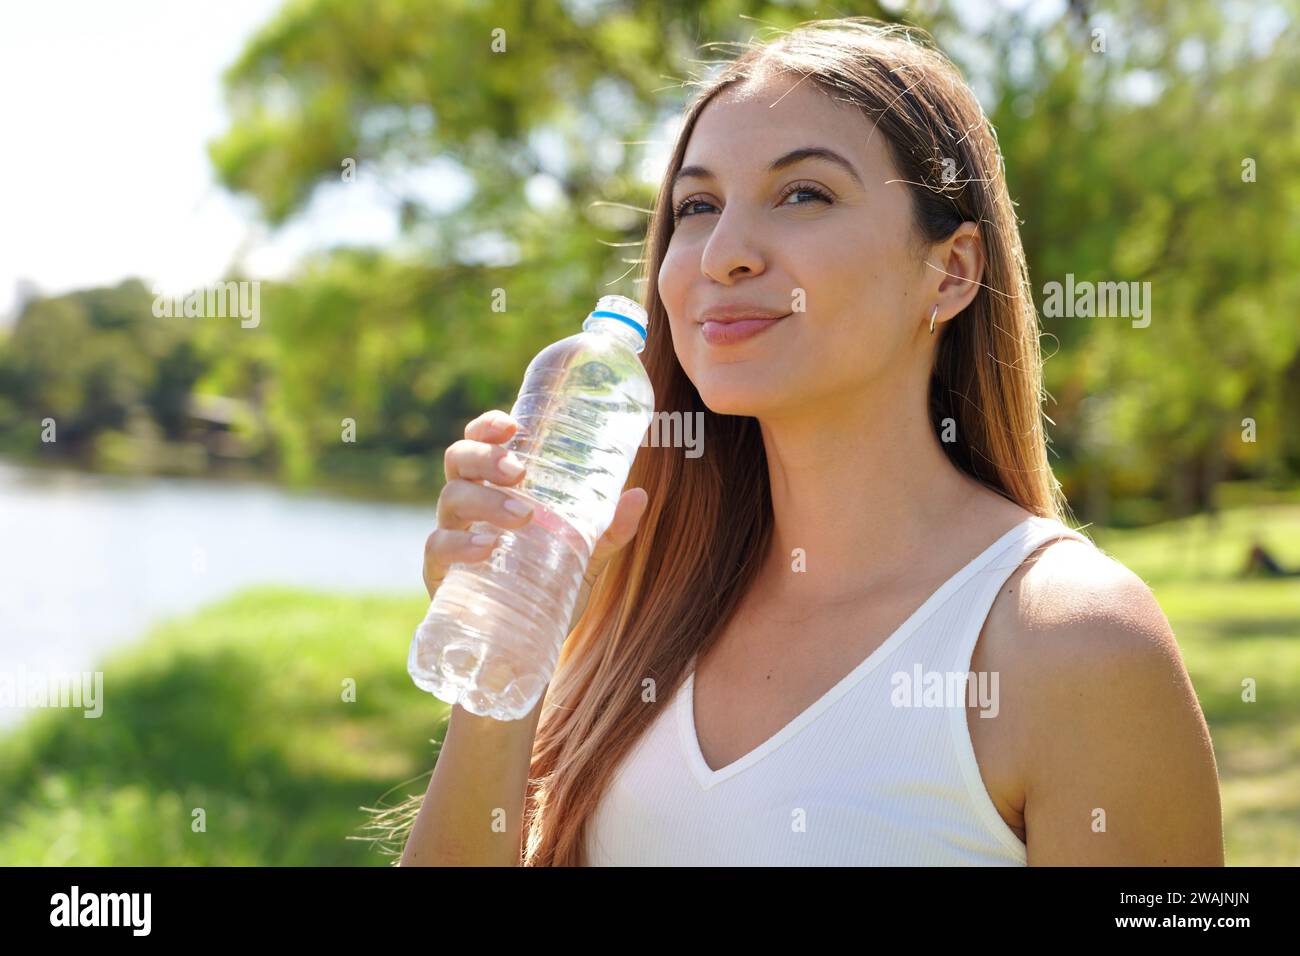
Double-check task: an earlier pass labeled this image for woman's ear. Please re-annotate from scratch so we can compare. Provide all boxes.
[925,222,985,332]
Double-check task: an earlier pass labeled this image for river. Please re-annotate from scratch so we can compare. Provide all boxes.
[0,460,435,730]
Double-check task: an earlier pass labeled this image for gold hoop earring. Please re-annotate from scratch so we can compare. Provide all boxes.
[929,304,938,335]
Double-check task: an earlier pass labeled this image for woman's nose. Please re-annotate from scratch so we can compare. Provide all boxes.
[699,205,767,283]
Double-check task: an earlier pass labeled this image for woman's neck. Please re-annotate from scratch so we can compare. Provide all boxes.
[752,384,1017,606]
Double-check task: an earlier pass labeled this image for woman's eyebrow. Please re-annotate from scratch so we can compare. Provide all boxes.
[672,146,865,191]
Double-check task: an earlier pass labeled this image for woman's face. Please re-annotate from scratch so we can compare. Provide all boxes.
[658,73,931,419]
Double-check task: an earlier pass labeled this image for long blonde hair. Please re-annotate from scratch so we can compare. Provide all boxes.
[368,16,1067,865]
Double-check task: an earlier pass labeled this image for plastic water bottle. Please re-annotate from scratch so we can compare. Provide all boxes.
[408,295,656,720]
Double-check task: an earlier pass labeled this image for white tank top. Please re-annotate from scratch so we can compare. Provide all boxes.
[584,515,1094,865]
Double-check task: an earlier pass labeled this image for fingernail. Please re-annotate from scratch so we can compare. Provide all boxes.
[503,498,532,516]
[471,532,498,545]
[499,454,525,479]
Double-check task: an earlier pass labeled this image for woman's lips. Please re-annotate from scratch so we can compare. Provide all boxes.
[700,315,789,345]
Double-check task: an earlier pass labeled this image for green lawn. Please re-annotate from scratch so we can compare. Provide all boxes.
[1,502,1296,865]
[0,589,437,865]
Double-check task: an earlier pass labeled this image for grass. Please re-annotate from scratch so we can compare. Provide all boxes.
[0,501,1296,865]
[0,589,440,865]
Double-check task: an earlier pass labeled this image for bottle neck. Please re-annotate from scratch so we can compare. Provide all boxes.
[584,315,646,353]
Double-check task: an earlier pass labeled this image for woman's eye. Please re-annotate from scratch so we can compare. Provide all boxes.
[673,184,833,223]
[673,197,715,221]
[780,184,833,207]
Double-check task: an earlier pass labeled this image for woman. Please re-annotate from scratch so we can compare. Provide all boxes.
[393,17,1223,866]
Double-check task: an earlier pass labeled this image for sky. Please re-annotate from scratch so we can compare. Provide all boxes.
[0,0,414,321]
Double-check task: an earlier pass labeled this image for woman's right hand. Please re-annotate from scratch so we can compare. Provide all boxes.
[423,410,650,630]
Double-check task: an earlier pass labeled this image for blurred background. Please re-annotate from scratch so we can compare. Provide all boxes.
[0,0,1296,865]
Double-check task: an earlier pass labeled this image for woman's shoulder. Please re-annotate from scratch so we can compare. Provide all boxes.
[985,525,1179,683]
[970,494,1171,647]
[1008,527,1174,650]
[966,498,1182,715]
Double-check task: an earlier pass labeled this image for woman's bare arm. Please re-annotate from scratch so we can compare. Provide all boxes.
[400,691,546,866]
[1013,546,1225,865]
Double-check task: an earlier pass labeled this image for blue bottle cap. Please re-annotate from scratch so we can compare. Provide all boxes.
[586,294,648,341]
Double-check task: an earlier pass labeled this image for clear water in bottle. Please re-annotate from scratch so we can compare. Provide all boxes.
[408,295,656,719]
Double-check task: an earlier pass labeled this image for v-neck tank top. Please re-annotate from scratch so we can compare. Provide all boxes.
[583,515,1095,866]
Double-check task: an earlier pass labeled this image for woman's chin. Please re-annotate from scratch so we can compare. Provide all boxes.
[696,385,779,418]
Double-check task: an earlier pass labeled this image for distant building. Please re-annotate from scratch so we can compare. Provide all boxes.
[184,394,252,459]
